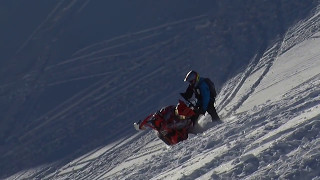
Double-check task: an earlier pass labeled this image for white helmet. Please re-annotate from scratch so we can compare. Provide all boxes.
[184,70,199,85]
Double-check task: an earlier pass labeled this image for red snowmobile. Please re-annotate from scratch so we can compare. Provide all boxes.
[134,100,198,145]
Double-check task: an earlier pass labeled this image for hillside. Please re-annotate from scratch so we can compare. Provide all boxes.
[6,3,320,180]
[0,0,318,178]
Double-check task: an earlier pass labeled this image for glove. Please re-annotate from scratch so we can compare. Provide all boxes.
[196,107,205,115]
[180,93,188,100]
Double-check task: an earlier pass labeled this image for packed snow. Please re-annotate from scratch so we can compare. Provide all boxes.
[6,5,320,180]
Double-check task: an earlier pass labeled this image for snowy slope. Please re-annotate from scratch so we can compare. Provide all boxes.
[6,5,320,180]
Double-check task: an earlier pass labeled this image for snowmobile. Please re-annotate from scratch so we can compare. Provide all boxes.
[134,100,199,145]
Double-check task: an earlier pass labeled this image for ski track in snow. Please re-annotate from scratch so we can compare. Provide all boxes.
[5,4,320,180]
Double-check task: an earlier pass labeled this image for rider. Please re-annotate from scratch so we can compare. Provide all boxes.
[180,70,220,122]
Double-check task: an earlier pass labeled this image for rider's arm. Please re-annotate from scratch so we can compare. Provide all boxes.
[182,84,194,100]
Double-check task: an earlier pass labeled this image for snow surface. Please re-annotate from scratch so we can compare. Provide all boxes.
[6,5,320,180]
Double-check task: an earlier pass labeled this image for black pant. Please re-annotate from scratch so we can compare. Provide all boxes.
[207,100,220,121]
[191,101,220,124]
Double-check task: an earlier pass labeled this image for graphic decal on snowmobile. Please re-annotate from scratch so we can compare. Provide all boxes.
[134,100,200,145]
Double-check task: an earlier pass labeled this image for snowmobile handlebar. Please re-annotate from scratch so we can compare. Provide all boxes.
[179,93,196,108]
